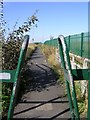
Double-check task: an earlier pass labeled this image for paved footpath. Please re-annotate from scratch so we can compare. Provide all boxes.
[13,47,71,119]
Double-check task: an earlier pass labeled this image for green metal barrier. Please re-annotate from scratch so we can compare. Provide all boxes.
[65,32,90,59]
[44,32,90,59]
[0,35,29,120]
[58,35,90,120]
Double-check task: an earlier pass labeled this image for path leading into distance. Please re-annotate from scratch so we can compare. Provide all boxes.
[13,47,71,119]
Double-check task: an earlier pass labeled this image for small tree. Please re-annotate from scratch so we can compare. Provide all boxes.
[2,10,39,69]
[6,10,38,40]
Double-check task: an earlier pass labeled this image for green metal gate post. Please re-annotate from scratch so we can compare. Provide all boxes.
[0,35,29,120]
[58,36,74,119]
[58,35,80,120]
[7,35,29,120]
[81,33,84,57]
[44,33,90,119]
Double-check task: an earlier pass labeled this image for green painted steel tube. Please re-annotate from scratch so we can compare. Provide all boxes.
[66,81,75,120]
[63,35,80,119]
[58,36,75,119]
[58,35,80,120]
[81,33,84,57]
[61,36,79,119]
[68,35,70,51]
[7,35,29,120]
[72,69,89,80]
[72,86,80,119]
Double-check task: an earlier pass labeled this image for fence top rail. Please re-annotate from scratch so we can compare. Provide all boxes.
[44,32,90,43]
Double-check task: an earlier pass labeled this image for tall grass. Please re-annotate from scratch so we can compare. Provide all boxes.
[39,44,87,116]
[39,44,64,85]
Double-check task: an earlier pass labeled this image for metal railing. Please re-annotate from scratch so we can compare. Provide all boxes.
[58,35,90,120]
[0,35,29,120]
[44,32,90,59]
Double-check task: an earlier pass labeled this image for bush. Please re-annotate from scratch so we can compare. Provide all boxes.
[1,11,38,117]
[2,39,37,117]
[2,39,22,117]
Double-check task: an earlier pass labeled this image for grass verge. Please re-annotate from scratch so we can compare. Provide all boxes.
[39,44,87,116]
[39,44,65,86]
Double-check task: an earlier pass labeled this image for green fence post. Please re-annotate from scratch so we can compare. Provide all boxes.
[81,33,84,57]
[7,35,29,120]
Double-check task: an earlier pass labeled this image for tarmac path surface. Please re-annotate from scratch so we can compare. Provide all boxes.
[13,47,71,119]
